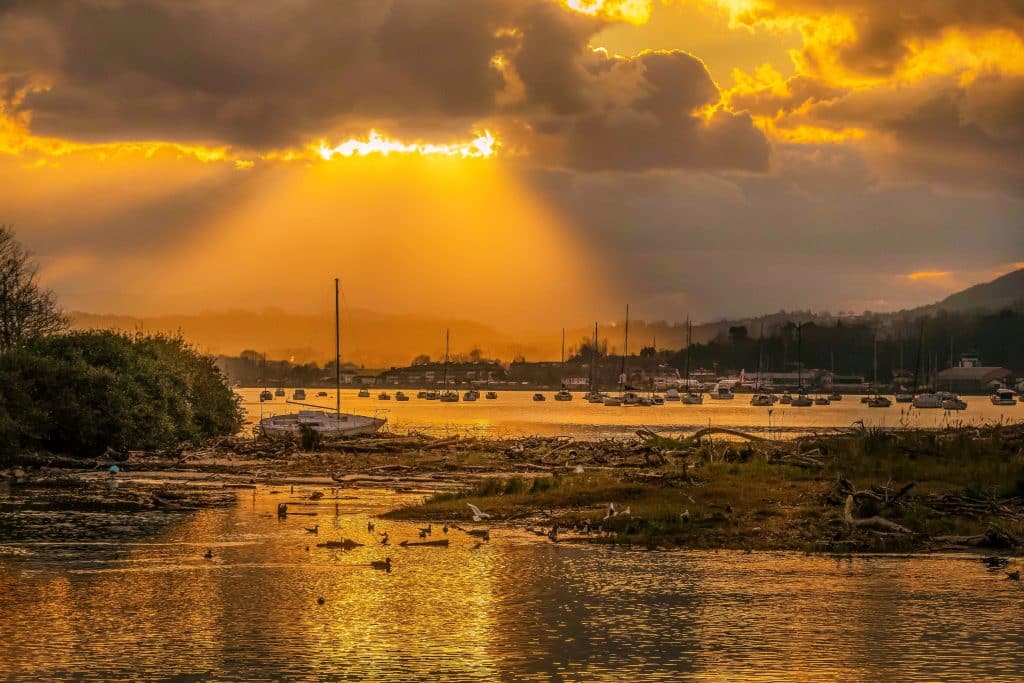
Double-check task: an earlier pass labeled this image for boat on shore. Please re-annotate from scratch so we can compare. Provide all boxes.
[260,278,385,440]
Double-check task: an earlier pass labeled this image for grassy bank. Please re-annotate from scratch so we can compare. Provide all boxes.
[384,425,1024,552]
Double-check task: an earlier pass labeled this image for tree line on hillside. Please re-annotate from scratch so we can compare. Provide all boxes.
[0,226,242,460]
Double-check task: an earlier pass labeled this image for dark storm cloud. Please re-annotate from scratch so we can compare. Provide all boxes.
[0,0,770,172]
[735,0,1024,77]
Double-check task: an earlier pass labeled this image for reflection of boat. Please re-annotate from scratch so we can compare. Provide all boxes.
[709,384,734,400]
[554,389,573,401]
[260,278,385,440]
[533,393,546,402]
[665,388,680,401]
[485,391,498,400]
[912,393,942,409]
[292,389,306,401]
[991,388,1017,406]
[260,389,274,402]
[274,387,286,397]
[867,395,892,408]
[463,389,480,402]
[395,391,409,401]
[750,393,774,406]
[358,388,370,398]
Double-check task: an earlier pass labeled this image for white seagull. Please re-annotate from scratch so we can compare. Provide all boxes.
[468,503,491,522]
[603,502,617,520]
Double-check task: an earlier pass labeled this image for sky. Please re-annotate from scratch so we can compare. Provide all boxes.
[1,0,1022,332]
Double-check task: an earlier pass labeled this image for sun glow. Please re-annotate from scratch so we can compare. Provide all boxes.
[561,0,652,24]
[907,270,951,281]
[317,130,497,161]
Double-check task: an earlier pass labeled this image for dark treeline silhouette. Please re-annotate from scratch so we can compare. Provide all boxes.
[664,309,1024,381]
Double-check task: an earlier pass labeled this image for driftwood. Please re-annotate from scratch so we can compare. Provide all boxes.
[843,495,913,534]
[399,539,449,547]
[932,526,1020,550]
[317,539,363,549]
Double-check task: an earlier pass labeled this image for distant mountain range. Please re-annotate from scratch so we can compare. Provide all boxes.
[69,269,1024,367]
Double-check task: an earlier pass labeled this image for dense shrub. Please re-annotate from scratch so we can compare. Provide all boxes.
[0,331,242,458]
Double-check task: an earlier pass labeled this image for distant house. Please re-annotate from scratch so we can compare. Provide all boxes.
[378,362,505,386]
[935,366,1013,394]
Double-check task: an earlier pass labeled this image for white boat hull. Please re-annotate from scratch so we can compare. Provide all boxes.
[261,411,385,439]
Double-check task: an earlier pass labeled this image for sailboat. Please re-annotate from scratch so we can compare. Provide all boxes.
[585,322,604,403]
[910,321,942,408]
[791,323,813,407]
[439,329,459,402]
[681,318,703,404]
[260,279,386,439]
[606,305,630,406]
[866,336,892,408]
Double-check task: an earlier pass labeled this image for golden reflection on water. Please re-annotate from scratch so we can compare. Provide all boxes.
[1,488,1023,681]
[240,388,1024,439]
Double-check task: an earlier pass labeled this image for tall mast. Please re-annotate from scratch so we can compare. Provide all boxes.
[561,328,565,366]
[590,322,598,391]
[684,317,691,388]
[796,322,803,391]
[334,278,340,416]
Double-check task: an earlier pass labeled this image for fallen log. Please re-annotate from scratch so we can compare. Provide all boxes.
[399,539,449,547]
[843,495,913,535]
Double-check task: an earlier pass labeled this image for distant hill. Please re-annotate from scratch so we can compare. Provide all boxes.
[918,268,1024,315]
[69,270,1024,366]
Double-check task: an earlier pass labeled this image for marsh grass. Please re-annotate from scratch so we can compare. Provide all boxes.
[385,426,1024,551]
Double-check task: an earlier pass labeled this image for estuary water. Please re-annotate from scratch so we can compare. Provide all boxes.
[0,486,1021,681]
[240,388,1022,439]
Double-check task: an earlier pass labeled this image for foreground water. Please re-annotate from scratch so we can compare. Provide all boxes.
[241,388,1022,439]
[1,487,1021,681]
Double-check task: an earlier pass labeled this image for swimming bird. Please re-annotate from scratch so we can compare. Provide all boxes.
[1008,570,1021,581]
[468,504,491,522]
[442,523,449,534]
[603,503,617,520]
[982,556,1009,569]
[305,545,309,552]
[419,529,427,539]
[367,520,375,533]
[467,529,491,542]
[203,548,213,560]
[419,524,432,536]
[305,525,319,534]
[370,557,392,571]
[317,596,325,605]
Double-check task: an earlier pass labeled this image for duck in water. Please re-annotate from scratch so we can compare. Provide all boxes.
[370,557,392,572]
[305,525,319,534]
[203,548,213,560]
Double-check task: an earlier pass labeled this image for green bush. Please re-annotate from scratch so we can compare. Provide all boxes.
[0,331,242,459]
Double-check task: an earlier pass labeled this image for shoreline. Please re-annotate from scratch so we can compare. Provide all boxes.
[2,423,1023,554]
